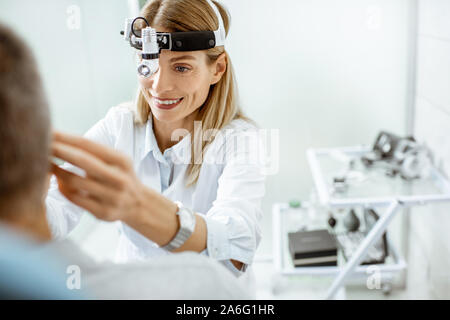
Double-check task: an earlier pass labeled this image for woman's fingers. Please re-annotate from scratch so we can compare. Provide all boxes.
[53,131,131,171]
[51,164,120,205]
[50,131,142,222]
[56,178,109,220]
[51,142,126,188]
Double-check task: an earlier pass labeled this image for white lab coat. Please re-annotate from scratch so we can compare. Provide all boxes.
[46,104,266,277]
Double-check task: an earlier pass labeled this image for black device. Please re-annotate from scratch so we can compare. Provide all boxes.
[288,229,338,267]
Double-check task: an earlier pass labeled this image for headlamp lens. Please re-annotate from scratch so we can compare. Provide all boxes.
[137,64,151,77]
[137,59,159,78]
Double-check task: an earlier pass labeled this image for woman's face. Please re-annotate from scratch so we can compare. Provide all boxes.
[139,44,226,124]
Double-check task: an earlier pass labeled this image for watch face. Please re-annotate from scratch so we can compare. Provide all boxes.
[179,207,196,232]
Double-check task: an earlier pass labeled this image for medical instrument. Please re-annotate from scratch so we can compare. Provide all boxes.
[336,231,386,265]
[330,131,432,195]
[329,151,366,194]
[361,131,432,180]
[343,209,360,232]
[331,207,388,265]
[327,212,337,228]
[120,0,226,78]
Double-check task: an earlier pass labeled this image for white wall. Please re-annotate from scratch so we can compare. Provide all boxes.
[409,0,450,299]
[220,0,412,255]
[0,0,138,135]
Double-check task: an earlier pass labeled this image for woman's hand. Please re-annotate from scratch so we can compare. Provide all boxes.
[51,131,212,256]
[50,131,195,249]
[51,131,151,223]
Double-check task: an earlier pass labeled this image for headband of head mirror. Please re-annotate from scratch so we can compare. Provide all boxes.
[206,0,227,47]
[124,0,226,51]
[122,0,226,77]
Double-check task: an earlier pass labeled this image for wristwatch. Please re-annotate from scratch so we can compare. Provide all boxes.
[162,201,196,251]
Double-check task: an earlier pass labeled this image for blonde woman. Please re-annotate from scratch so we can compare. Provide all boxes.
[47,0,265,278]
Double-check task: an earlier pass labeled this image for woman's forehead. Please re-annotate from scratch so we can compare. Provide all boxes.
[160,50,205,62]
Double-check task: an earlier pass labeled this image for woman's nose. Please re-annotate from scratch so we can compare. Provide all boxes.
[149,67,174,93]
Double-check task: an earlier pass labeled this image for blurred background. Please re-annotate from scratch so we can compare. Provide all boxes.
[1,0,449,299]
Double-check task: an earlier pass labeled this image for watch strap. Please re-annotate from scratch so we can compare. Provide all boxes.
[162,201,195,251]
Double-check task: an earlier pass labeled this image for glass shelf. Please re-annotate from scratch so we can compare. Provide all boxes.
[307,146,450,207]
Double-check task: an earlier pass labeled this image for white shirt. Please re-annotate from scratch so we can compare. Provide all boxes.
[46,104,266,276]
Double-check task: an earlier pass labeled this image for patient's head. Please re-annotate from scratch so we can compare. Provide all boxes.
[0,23,51,236]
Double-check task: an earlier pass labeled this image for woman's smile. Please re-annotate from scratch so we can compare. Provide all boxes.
[153,96,184,110]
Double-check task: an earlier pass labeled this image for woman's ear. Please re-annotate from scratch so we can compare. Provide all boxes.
[210,52,227,85]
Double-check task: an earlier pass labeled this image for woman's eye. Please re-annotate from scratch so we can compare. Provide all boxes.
[175,66,190,73]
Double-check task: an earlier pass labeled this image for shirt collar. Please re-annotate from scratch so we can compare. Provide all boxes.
[140,116,192,164]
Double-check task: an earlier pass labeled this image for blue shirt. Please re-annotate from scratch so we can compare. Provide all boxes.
[0,225,83,299]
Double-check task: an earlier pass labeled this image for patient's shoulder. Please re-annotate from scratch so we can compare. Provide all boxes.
[86,252,251,299]
[148,253,251,299]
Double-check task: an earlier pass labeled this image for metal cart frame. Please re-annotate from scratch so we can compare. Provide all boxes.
[272,145,450,299]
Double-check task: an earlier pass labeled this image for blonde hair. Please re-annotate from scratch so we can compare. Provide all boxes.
[135,0,250,187]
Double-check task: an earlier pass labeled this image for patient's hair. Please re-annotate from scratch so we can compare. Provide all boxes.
[0,23,51,213]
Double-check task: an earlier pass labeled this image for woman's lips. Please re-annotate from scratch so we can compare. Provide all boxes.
[153,97,184,110]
